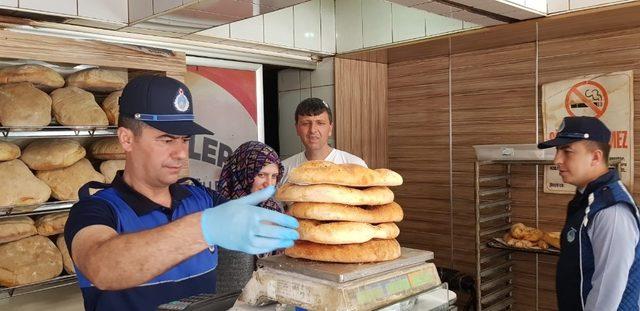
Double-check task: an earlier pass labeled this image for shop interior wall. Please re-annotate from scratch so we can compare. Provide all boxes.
[336,3,640,310]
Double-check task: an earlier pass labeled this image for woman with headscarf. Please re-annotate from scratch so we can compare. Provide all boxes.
[214,141,285,294]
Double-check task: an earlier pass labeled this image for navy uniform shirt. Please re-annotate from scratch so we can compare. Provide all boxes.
[64,171,227,311]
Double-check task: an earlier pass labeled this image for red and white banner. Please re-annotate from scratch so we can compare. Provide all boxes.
[185,60,263,189]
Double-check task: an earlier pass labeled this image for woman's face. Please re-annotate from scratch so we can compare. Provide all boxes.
[251,163,279,193]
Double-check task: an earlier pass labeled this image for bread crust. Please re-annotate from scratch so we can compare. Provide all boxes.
[288,161,403,187]
[91,137,125,160]
[0,235,63,287]
[298,220,400,244]
[289,202,403,223]
[21,139,86,170]
[66,68,127,92]
[35,212,68,236]
[51,86,109,126]
[0,217,37,244]
[36,158,105,201]
[0,65,64,90]
[0,159,51,207]
[284,239,401,263]
[276,183,394,205]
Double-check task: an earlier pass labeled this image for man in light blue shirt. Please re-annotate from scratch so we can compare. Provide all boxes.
[538,116,640,311]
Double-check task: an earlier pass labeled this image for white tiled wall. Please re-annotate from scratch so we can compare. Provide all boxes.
[154,0,183,13]
[78,0,128,23]
[20,0,77,15]
[230,15,264,42]
[336,0,364,52]
[392,4,426,42]
[0,0,16,7]
[264,7,294,47]
[321,0,336,54]
[426,12,463,36]
[278,57,335,159]
[362,0,393,48]
[198,24,230,38]
[294,0,322,51]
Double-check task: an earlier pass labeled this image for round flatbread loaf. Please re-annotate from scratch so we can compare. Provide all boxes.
[0,82,52,127]
[35,212,69,236]
[51,86,109,126]
[0,159,51,207]
[91,137,125,160]
[101,90,121,125]
[0,64,64,90]
[0,235,63,287]
[289,202,403,223]
[284,239,401,263]
[276,183,394,205]
[0,141,21,161]
[66,68,127,92]
[36,158,105,201]
[0,217,37,244]
[56,234,75,274]
[298,220,399,244]
[100,159,125,183]
[21,139,86,170]
[288,161,403,187]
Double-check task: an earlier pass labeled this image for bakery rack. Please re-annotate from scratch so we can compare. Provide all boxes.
[474,157,621,310]
[0,125,117,138]
[0,274,77,299]
[0,125,118,298]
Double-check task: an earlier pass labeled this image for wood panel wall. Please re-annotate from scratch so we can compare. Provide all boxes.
[337,3,640,310]
[0,28,186,80]
[334,58,388,169]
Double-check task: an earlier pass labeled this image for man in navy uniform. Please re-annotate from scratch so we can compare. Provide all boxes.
[64,76,299,311]
[538,116,640,310]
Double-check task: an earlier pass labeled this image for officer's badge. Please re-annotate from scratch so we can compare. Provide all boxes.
[567,227,577,243]
[174,88,190,112]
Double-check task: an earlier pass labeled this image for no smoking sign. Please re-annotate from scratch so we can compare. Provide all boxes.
[564,80,609,118]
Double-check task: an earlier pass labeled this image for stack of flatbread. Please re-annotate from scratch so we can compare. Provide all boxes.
[276,161,404,263]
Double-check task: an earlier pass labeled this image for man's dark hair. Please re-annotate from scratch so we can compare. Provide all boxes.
[118,115,146,136]
[585,140,611,165]
[295,97,332,124]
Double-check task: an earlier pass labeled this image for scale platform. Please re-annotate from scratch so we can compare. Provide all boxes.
[239,248,442,311]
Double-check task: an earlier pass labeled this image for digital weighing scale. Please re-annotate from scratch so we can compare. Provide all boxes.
[238,248,445,311]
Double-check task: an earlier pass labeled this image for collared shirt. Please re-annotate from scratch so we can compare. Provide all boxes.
[64,171,227,311]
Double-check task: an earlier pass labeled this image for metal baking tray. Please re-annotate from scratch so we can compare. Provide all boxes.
[489,238,560,255]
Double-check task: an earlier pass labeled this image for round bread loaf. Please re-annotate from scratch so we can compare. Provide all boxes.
[66,68,127,92]
[276,183,394,205]
[91,137,125,160]
[0,82,52,127]
[100,159,125,183]
[21,139,86,170]
[0,64,64,90]
[289,202,403,223]
[0,235,63,287]
[51,86,109,126]
[0,141,21,161]
[101,90,121,125]
[298,220,399,244]
[35,212,69,236]
[36,158,105,201]
[0,216,37,244]
[56,234,75,274]
[0,159,51,207]
[284,239,401,263]
[288,160,403,187]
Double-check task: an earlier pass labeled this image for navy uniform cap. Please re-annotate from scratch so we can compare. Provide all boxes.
[538,116,610,149]
[119,75,213,136]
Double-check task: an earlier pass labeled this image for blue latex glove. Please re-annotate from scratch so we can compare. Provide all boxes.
[201,186,299,254]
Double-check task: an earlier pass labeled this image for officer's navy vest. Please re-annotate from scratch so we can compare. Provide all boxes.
[557,170,640,310]
[75,181,218,311]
